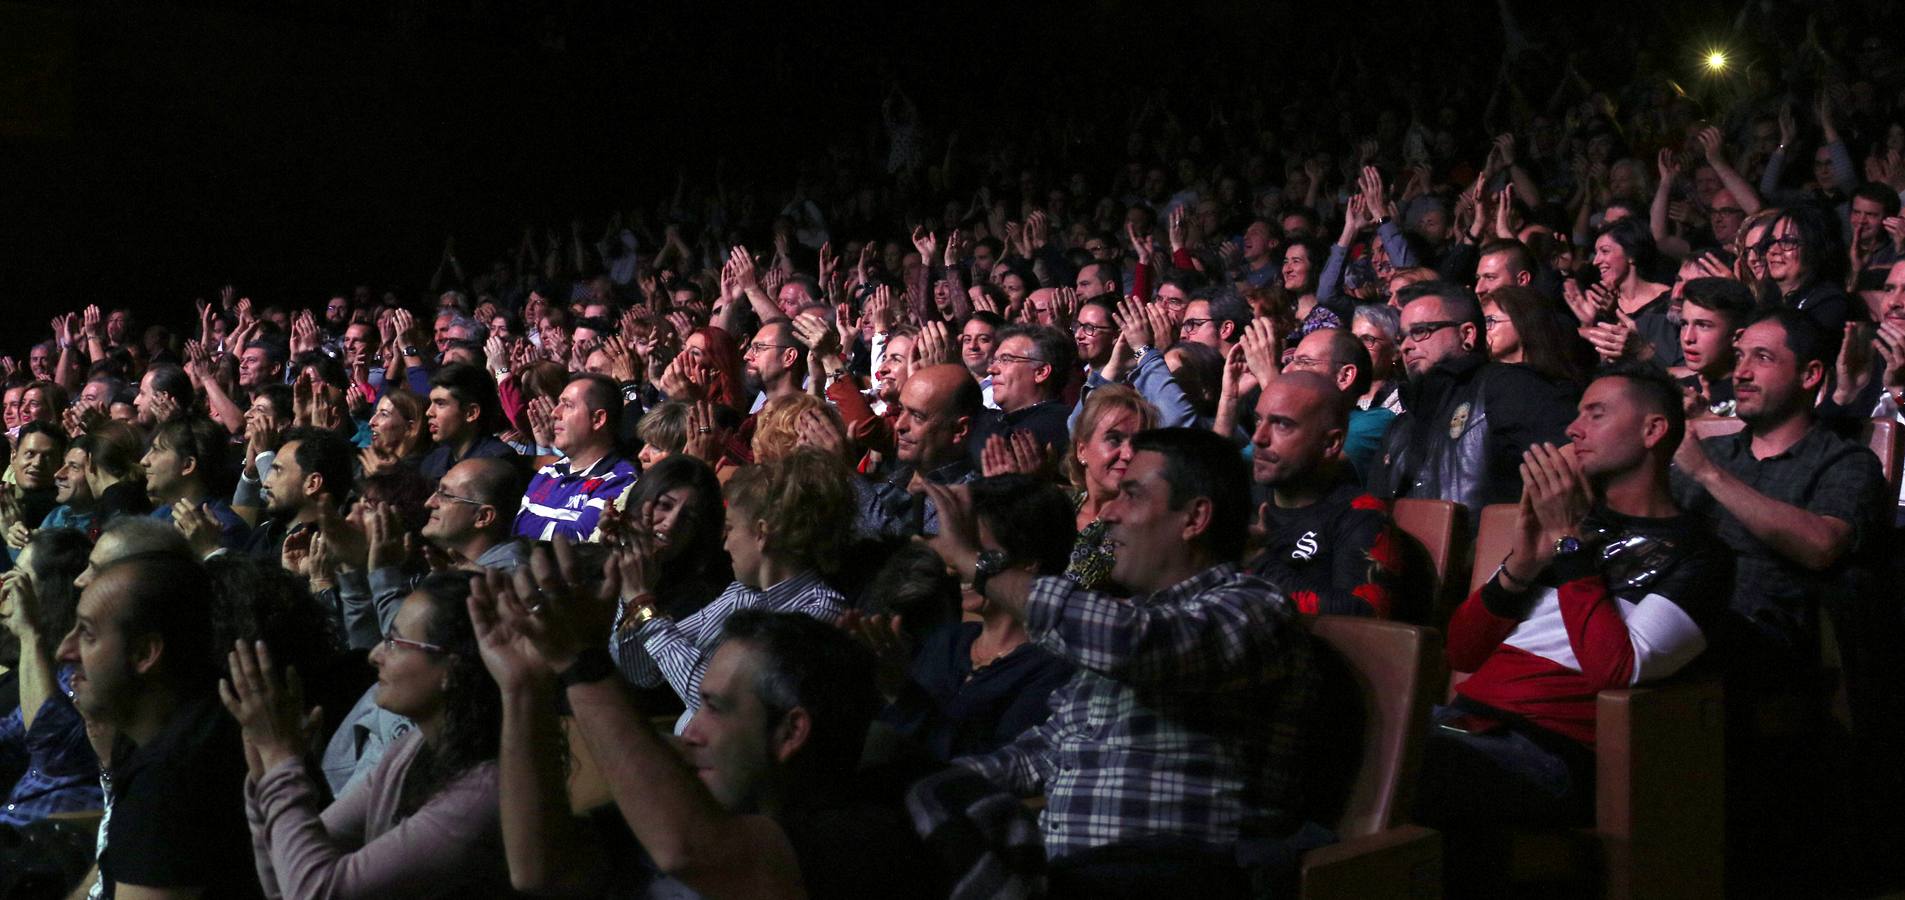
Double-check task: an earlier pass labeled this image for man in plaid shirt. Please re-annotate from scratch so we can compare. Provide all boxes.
[917,427,1321,894]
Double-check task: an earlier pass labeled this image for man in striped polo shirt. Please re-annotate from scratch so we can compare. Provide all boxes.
[514,373,637,542]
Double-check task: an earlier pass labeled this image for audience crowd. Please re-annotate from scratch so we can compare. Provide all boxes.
[3,8,1905,897]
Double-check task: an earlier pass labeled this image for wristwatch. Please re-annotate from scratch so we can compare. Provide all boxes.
[971,549,1010,596]
[402,345,422,359]
[557,646,618,688]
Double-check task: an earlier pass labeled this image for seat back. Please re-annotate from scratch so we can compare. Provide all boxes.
[1304,617,1445,839]
[1863,417,1902,498]
[1392,498,1465,623]
[1468,503,1520,595]
[1596,678,1727,899]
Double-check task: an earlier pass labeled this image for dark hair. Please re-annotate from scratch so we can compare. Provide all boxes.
[395,572,501,819]
[206,555,340,687]
[1596,361,1687,455]
[624,455,731,603]
[1396,280,1482,327]
[1853,181,1902,218]
[995,324,1077,397]
[1478,239,1535,277]
[567,373,625,443]
[715,609,878,784]
[967,310,1005,331]
[361,467,432,534]
[98,551,220,691]
[1280,238,1330,294]
[968,475,1076,576]
[1486,285,1593,385]
[86,374,128,403]
[17,527,91,665]
[1205,292,1253,339]
[1594,217,1659,273]
[17,420,69,457]
[244,339,289,369]
[1078,261,1122,294]
[454,456,528,524]
[1749,307,1834,371]
[1310,327,1375,397]
[1164,341,1224,419]
[280,426,356,508]
[1679,277,1758,331]
[154,416,237,498]
[428,363,504,434]
[1756,204,1844,291]
[1129,427,1252,561]
[256,383,295,422]
[862,542,961,641]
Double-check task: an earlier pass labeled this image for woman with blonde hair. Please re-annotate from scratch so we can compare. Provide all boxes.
[361,389,432,475]
[750,393,851,464]
[1064,385,1158,589]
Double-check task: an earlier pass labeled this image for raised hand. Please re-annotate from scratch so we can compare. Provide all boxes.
[1239,317,1284,387]
[82,304,103,339]
[1168,206,1189,252]
[1694,126,1726,164]
[793,407,847,459]
[219,639,322,774]
[914,320,952,367]
[836,610,912,699]
[910,225,940,264]
[526,396,557,449]
[1048,287,1079,329]
[683,401,722,462]
[1113,296,1155,350]
[1127,220,1155,267]
[728,245,761,292]
[290,310,321,355]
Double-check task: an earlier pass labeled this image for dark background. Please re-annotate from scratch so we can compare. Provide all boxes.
[0,0,1731,345]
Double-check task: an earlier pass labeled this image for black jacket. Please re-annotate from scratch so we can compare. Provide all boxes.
[1368,354,1578,520]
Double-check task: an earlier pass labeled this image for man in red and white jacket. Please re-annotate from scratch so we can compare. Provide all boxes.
[1414,362,1731,828]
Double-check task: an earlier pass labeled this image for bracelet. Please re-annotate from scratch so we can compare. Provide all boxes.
[1494,561,1534,592]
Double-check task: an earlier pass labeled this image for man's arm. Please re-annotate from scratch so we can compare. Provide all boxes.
[1675,438,1859,571]
[106,885,203,900]
[565,676,805,899]
[496,683,604,894]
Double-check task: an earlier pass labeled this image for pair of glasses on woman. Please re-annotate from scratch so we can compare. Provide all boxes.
[382,627,446,655]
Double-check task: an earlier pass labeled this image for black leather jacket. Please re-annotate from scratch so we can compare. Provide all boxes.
[1368,354,1578,518]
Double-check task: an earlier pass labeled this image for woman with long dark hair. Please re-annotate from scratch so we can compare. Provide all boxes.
[599,453,732,620]
[1755,203,1852,334]
[1481,286,1596,388]
[225,572,510,898]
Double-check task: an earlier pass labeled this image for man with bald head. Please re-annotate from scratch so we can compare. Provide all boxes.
[865,364,983,537]
[1245,372,1407,618]
[1281,327,1393,481]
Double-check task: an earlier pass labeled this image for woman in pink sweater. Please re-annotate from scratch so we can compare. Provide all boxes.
[222,572,511,899]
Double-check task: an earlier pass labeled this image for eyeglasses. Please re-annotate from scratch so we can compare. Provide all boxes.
[1402,321,1461,343]
[1483,315,1509,330]
[382,627,446,655]
[1758,236,1800,255]
[1287,354,1329,370]
[992,352,1048,367]
[1074,322,1116,336]
[1356,334,1388,348]
[1179,318,1212,331]
[430,486,485,507]
[747,342,795,355]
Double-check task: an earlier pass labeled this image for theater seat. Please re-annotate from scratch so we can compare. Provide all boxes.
[1458,509,1727,898]
[1299,616,1445,900]
[1391,498,1466,625]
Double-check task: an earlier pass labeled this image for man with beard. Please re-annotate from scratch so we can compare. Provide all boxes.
[1244,373,1407,618]
[741,319,807,414]
[1672,310,1889,677]
[247,426,354,562]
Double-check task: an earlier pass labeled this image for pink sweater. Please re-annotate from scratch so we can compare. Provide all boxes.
[244,729,511,899]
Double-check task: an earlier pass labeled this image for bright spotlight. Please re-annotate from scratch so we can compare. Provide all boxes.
[1705,51,1728,71]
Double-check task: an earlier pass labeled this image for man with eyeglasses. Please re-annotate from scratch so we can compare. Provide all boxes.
[1282,328,1392,481]
[315,457,531,796]
[1178,293,1249,356]
[1073,300,1121,371]
[741,319,807,414]
[1368,282,1575,521]
[972,325,1078,464]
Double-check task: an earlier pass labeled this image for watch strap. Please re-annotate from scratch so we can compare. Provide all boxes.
[556,646,618,688]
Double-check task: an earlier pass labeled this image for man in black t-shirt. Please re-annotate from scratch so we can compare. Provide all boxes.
[55,551,259,899]
[1244,373,1408,618]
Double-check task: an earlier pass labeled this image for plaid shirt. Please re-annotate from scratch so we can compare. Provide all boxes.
[612,572,845,710]
[0,667,103,825]
[957,563,1319,860]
